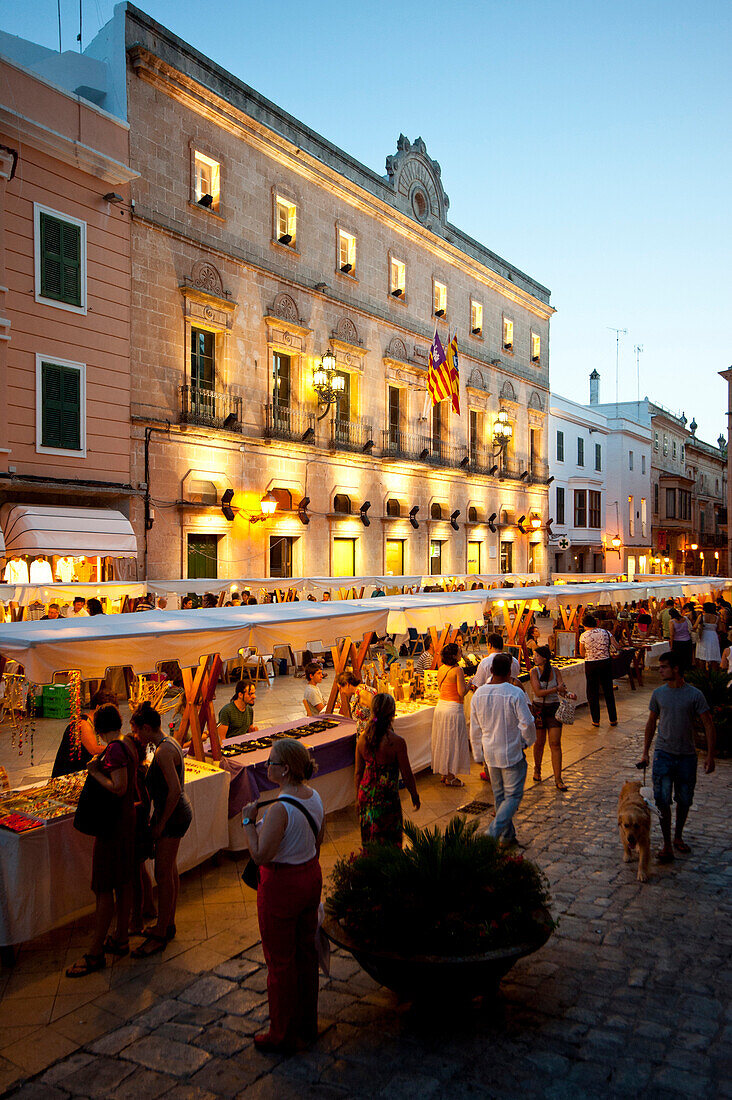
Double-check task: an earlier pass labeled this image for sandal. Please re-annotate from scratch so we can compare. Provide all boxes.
[656,847,675,864]
[444,777,464,788]
[555,780,568,791]
[673,838,691,853]
[66,953,106,978]
[131,932,168,958]
[103,936,129,957]
[533,770,541,783]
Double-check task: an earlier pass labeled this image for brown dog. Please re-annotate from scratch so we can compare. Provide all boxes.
[618,781,651,882]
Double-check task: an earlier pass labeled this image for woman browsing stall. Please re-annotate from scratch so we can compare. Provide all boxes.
[130,703,192,958]
[337,672,374,736]
[431,642,470,787]
[240,739,325,1053]
[355,692,420,847]
[529,646,574,790]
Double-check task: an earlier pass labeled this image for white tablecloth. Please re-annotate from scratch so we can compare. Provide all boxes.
[644,641,669,668]
[525,662,587,706]
[0,766,229,946]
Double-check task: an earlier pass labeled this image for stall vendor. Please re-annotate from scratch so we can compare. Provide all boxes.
[217,681,258,741]
[51,690,117,777]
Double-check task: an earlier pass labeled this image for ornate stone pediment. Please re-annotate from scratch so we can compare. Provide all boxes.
[385,336,409,363]
[331,315,366,366]
[180,260,235,330]
[528,390,544,411]
[499,379,519,407]
[332,315,362,348]
[264,291,311,348]
[385,134,450,230]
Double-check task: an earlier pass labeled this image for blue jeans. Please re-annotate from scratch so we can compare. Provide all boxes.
[487,756,528,841]
[653,750,697,811]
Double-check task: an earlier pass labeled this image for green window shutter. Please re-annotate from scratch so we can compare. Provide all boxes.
[41,363,81,450]
[40,213,82,307]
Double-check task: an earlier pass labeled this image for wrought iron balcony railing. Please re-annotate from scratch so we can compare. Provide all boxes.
[381,429,468,470]
[330,418,375,454]
[263,401,316,444]
[180,385,243,431]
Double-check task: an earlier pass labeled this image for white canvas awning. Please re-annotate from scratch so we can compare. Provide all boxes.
[0,504,137,559]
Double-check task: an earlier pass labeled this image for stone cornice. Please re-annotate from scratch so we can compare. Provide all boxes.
[0,105,138,186]
[128,44,554,321]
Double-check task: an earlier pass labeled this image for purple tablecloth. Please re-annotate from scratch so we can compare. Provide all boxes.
[220,714,357,817]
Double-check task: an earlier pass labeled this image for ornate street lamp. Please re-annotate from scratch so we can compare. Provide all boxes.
[312,349,345,420]
[492,409,513,454]
[248,492,278,524]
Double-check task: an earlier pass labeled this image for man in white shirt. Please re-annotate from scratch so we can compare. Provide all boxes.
[303,663,326,714]
[470,652,536,845]
[471,634,521,688]
[71,597,89,617]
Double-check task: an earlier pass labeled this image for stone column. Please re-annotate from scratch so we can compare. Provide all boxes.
[719,368,732,577]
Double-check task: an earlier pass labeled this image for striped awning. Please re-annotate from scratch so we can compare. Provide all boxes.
[0,504,137,558]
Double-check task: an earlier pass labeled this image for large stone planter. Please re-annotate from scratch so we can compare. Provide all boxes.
[322,912,553,1000]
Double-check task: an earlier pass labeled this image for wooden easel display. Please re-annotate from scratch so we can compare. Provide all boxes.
[324,633,374,712]
[176,654,223,762]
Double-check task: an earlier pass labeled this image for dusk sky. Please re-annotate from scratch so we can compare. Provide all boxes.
[3,0,730,444]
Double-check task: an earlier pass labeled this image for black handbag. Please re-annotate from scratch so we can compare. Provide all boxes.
[74,741,135,838]
[241,796,320,890]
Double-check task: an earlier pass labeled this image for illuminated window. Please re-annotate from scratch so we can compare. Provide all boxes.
[193,152,220,211]
[663,434,668,456]
[470,300,483,335]
[276,196,297,247]
[502,317,514,351]
[338,230,356,275]
[390,257,406,298]
[531,332,541,363]
[433,280,447,317]
[654,431,659,452]
[629,450,634,470]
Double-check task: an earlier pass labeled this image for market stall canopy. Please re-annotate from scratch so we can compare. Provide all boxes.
[0,580,147,604]
[345,590,492,635]
[0,601,391,682]
[145,573,539,598]
[0,504,137,558]
[553,573,624,583]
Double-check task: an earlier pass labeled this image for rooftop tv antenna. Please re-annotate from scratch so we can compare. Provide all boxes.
[607,326,627,412]
[634,344,644,405]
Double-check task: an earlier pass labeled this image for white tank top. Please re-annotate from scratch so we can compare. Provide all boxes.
[267,789,324,864]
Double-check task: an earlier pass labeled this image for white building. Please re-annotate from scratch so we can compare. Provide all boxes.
[548,392,609,575]
[548,371,652,577]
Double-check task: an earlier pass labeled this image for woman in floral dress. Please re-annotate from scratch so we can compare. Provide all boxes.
[355,693,420,847]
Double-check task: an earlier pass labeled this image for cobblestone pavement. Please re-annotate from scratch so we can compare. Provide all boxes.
[2,687,731,1099]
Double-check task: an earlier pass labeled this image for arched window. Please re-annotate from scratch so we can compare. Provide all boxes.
[334,493,352,514]
[468,506,478,522]
[270,487,292,511]
[430,503,443,520]
[386,498,401,517]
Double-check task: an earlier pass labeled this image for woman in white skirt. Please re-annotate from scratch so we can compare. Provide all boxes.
[694,602,721,669]
[431,642,470,787]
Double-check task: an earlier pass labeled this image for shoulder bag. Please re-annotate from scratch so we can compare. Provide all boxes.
[74,740,136,838]
[241,795,320,890]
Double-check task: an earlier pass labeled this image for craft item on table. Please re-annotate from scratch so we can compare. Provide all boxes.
[129,675,183,716]
[0,812,43,833]
[422,670,439,702]
[184,757,221,775]
[405,660,414,675]
[67,670,83,759]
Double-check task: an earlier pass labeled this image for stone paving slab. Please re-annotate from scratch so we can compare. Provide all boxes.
[2,714,730,1099]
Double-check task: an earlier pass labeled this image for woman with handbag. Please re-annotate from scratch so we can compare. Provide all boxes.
[529,646,573,790]
[130,703,192,958]
[66,705,137,976]
[694,603,722,669]
[241,739,324,1053]
[579,614,620,727]
[669,608,694,671]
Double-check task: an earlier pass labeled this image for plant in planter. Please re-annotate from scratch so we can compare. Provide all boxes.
[324,815,554,999]
[686,668,732,757]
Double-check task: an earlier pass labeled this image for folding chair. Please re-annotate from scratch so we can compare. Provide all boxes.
[406,628,425,656]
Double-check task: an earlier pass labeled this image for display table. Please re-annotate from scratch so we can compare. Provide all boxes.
[0,763,229,947]
[644,641,669,668]
[223,705,436,851]
[524,660,587,706]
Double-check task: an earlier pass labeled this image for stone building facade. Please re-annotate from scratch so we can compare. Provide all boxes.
[685,431,727,575]
[121,6,553,581]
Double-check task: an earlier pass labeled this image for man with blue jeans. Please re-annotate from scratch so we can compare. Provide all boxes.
[638,650,716,863]
[470,652,536,847]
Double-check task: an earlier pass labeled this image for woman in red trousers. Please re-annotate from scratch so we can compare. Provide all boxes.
[241,738,324,1053]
